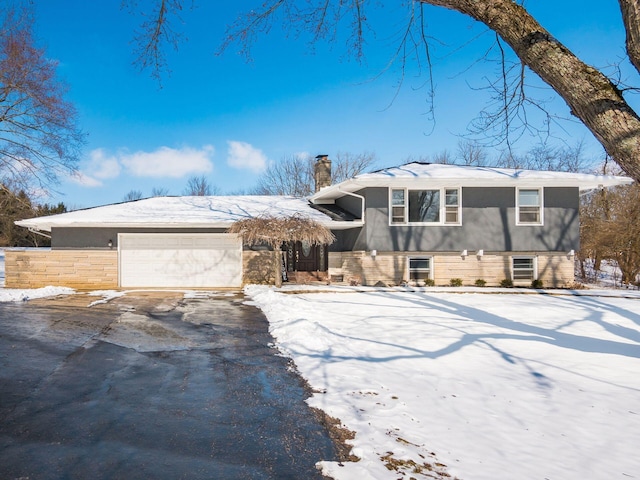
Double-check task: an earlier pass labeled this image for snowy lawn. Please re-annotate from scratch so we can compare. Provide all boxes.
[246,285,640,480]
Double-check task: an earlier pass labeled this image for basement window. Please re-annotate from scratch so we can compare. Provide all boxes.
[408,257,432,281]
[512,256,537,281]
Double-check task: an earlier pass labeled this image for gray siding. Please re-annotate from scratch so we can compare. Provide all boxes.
[335,194,363,218]
[337,186,579,253]
[52,227,228,249]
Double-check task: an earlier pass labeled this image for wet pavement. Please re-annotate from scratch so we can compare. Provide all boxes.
[0,292,339,479]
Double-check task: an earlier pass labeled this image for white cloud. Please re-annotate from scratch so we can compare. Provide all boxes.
[72,145,215,188]
[87,148,121,179]
[294,151,311,160]
[120,145,215,178]
[226,141,267,173]
[70,171,102,187]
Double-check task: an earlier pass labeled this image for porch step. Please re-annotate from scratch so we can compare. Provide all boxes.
[286,271,329,284]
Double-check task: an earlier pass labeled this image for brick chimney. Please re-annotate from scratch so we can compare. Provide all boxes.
[314,154,332,192]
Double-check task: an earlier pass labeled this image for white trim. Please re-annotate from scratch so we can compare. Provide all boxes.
[389,187,462,226]
[309,164,632,202]
[516,187,544,226]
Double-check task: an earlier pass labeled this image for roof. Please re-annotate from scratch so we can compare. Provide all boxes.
[311,162,634,202]
[16,195,362,233]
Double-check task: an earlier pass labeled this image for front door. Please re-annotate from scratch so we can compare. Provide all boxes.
[295,241,319,271]
[286,241,327,272]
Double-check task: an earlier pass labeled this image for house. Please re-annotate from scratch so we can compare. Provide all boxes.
[6,156,632,289]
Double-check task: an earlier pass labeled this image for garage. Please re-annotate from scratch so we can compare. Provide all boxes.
[118,233,242,288]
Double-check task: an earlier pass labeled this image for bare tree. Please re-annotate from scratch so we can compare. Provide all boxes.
[432,149,453,165]
[494,142,591,173]
[183,175,219,196]
[581,179,640,286]
[332,151,377,182]
[0,5,83,190]
[456,140,487,166]
[123,0,184,83]
[254,152,376,196]
[151,186,169,197]
[254,155,314,197]
[131,1,640,182]
[0,182,65,247]
[123,189,143,202]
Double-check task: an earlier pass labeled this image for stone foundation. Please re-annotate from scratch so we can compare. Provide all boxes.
[328,251,575,288]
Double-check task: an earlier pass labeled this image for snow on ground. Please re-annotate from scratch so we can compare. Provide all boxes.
[0,285,75,302]
[246,285,640,480]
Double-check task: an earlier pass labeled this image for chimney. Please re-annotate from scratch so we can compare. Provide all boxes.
[314,154,332,192]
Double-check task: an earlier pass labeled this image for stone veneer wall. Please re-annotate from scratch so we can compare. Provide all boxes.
[329,251,575,288]
[5,250,118,289]
[6,250,283,289]
[242,250,282,287]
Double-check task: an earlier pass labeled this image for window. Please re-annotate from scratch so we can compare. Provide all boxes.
[391,189,406,224]
[409,190,440,222]
[390,188,461,225]
[517,188,543,225]
[512,257,536,281]
[409,257,431,281]
[445,189,459,223]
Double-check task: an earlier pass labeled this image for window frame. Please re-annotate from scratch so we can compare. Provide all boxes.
[408,256,433,282]
[516,187,544,226]
[511,256,537,282]
[390,187,462,226]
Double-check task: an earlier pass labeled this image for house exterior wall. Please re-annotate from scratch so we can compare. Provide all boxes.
[5,250,118,289]
[52,227,228,249]
[348,186,579,253]
[242,251,282,287]
[335,194,363,218]
[328,251,575,288]
[5,249,282,289]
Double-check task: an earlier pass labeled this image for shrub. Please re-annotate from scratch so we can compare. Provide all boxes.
[423,278,435,287]
[531,279,544,289]
[500,278,514,288]
[449,278,463,287]
[474,279,487,287]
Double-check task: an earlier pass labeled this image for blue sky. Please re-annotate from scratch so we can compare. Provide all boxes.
[31,1,634,208]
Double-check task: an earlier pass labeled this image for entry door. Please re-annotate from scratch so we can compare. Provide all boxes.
[287,241,327,272]
[295,241,319,271]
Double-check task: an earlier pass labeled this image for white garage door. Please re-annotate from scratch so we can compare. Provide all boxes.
[119,233,242,288]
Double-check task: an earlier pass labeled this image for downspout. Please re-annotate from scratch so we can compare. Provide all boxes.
[28,228,51,239]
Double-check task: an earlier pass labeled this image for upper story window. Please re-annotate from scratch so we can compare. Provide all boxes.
[517,188,543,225]
[390,188,461,225]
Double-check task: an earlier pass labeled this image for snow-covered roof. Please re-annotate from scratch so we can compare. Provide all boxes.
[16,195,360,232]
[311,162,634,202]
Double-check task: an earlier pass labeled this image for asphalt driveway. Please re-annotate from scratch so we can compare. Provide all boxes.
[0,291,341,479]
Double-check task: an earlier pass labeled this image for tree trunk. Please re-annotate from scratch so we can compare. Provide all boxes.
[619,0,640,75]
[421,0,640,182]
